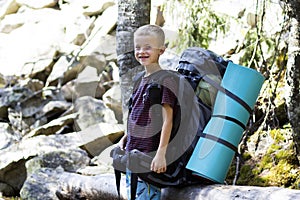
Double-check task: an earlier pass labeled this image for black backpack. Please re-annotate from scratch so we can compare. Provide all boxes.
[110,47,241,199]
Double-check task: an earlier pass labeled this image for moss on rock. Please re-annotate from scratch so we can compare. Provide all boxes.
[227,127,300,189]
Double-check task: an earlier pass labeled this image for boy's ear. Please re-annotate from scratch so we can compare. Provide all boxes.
[159,46,166,55]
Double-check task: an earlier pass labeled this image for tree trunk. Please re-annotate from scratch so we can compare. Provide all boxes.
[116,0,151,124]
[284,0,300,162]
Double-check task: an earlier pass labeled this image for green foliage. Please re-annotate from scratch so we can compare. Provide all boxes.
[238,27,287,75]
[163,0,228,52]
[238,29,262,68]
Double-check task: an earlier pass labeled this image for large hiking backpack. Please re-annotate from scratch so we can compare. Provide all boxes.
[110,47,233,199]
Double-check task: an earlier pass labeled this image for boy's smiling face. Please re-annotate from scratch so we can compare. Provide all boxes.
[134,35,164,67]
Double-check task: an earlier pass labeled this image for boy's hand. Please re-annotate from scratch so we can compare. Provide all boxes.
[151,152,167,173]
[117,134,127,150]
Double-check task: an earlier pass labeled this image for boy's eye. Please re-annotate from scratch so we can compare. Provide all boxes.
[135,45,153,51]
[143,46,152,51]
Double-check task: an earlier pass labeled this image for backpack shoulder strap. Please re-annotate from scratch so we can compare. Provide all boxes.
[133,71,146,91]
[148,69,177,82]
[129,69,179,110]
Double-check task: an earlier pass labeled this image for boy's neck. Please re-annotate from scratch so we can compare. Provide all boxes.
[144,63,162,76]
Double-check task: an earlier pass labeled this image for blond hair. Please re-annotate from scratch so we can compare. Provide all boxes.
[134,24,165,47]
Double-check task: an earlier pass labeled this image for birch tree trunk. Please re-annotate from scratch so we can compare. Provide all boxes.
[116,0,151,124]
[284,0,300,162]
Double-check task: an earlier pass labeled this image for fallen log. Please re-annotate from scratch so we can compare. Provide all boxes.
[161,184,300,200]
[56,173,300,200]
[20,168,300,200]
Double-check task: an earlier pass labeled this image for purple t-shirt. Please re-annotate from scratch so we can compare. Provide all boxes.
[126,71,178,153]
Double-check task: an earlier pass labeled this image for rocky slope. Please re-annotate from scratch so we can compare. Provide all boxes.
[0,0,299,199]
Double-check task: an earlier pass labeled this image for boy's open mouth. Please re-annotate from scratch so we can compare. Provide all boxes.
[138,55,149,59]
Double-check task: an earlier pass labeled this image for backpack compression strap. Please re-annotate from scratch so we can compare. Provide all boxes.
[200,74,252,153]
[130,173,138,200]
[114,169,122,200]
[198,132,238,152]
[113,169,138,200]
[202,74,252,114]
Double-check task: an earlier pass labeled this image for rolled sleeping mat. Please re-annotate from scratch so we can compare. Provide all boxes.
[186,62,265,183]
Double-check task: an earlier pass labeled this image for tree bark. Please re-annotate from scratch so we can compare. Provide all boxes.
[283,0,300,162]
[116,0,151,124]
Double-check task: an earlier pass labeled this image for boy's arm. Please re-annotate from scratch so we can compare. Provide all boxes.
[118,133,127,150]
[151,103,173,173]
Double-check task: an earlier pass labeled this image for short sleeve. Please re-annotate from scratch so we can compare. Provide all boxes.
[161,76,178,108]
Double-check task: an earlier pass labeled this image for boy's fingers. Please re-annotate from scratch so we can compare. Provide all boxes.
[150,162,155,171]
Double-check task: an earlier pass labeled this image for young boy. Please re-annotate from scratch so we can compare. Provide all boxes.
[118,24,177,199]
